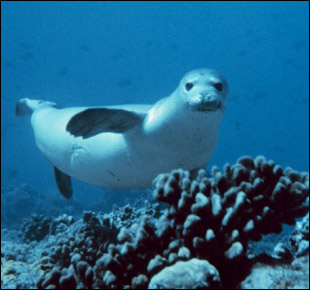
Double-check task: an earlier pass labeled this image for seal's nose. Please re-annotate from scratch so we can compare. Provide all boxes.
[202,92,220,103]
[199,92,221,111]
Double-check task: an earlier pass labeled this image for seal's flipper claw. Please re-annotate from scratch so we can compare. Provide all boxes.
[54,167,73,199]
[66,108,146,138]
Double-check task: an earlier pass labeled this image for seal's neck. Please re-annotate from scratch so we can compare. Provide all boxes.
[145,91,224,141]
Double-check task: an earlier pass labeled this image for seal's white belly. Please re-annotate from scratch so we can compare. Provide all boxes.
[31,106,220,189]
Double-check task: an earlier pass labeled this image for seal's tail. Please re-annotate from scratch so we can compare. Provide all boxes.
[15,98,58,116]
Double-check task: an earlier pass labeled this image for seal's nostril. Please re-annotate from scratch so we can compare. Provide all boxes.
[213,82,223,92]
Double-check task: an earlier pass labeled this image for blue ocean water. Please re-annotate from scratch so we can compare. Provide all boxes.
[1,2,309,289]
[1,1,309,202]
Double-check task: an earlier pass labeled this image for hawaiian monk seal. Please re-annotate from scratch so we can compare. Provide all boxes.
[15,69,228,198]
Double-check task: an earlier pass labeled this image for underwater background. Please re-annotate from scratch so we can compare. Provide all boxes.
[2,1,309,197]
[1,1,309,289]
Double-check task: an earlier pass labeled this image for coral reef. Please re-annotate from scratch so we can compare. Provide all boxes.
[21,214,52,242]
[20,213,76,242]
[36,203,160,289]
[240,254,309,289]
[1,229,45,289]
[152,155,309,284]
[37,210,118,289]
[34,156,309,289]
[49,214,75,236]
[149,258,222,289]
[272,211,309,260]
[1,156,309,289]
[288,212,309,256]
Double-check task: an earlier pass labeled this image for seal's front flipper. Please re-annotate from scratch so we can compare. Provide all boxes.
[66,108,146,138]
[54,167,73,199]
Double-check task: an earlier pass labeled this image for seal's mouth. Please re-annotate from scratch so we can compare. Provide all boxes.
[195,102,223,112]
[188,92,224,112]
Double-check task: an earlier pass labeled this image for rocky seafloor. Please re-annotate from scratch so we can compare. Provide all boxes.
[1,156,309,289]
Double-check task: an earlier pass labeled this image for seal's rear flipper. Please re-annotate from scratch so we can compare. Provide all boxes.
[66,108,146,138]
[54,167,73,199]
[16,98,59,116]
[15,98,35,116]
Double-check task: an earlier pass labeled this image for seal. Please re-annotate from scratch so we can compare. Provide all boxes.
[16,69,228,198]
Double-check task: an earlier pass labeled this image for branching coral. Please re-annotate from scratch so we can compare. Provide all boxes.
[36,156,309,289]
[152,155,309,285]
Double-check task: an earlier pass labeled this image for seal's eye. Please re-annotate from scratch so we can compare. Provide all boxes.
[213,82,223,92]
[185,82,194,91]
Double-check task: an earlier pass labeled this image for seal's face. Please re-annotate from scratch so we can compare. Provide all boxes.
[180,69,228,112]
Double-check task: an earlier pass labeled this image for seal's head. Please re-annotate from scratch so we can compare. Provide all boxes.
[178,69,228,112]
